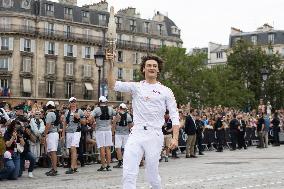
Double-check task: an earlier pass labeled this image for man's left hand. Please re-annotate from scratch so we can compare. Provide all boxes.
[169,138,178,150]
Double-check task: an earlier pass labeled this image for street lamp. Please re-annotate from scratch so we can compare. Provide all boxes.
[260,67,269,100]
[94,46,105,101]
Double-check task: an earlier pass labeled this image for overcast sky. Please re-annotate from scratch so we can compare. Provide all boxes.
[67,0,284,51]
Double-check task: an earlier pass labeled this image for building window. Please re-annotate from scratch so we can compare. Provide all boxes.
[130,19,136,32]
[158,24,163,35]
[46,60,55,74]
[268,33,275,44]
[115,17,122,29]
[85,47,90,59]
[116,92,123,101]
[46,81,54,98]
[64,25,72,38]
[144,22,150,33]
[118,51,123,62]
[48,42,55,55]
[267,48,273,55]
[24,39,31,52]
[64,7,73,15]
[47,22,54,35]
[66,62,73,76]
[0,79,8,89]
[46,4,54,12]
[67,44,73,57]
[22,57,31,72]
[251,35,257,45]
[98,14,107,26]
[1,37,9,50]
[83,64,91,78]
[66,82,73,98]
[216,52,223,59]
[82,10,89,18]
[147,38,151,48]
[118,68,123,79]
[3,0,13,8]
[0,57,8,70]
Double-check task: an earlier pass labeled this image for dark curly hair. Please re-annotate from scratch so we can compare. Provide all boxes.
[140,55,164,78]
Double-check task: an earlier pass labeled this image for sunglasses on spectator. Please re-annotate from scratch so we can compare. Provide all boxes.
[70,100,76,103]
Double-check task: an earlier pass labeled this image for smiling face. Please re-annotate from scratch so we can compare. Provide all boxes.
[143,59,159,80]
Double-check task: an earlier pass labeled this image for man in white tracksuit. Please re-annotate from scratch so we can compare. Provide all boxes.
[107,54,180,189]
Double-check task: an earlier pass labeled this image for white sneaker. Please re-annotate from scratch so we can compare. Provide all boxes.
[28,172,34,178]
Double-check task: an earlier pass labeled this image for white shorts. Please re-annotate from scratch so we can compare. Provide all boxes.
[115,134,129,148]
[66,132,81,148]
[46,132,59,153]
[95,131,113,148]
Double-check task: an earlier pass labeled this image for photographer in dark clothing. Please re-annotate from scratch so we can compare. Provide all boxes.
[271,112,280,146]
[237,114,247,149]
[195,114,205,155]
[215,114,225,152]
[229,114,239,150]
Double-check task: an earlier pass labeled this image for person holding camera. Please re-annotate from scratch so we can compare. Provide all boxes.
[0,120,24,180]
[63,97,85,174]
[43,101,61,176]
[29,111,45,163]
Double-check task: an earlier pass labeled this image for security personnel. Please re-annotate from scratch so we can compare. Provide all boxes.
[195,114,205,155]
[229,114,239,150]
[113,103,133,168]
[237,114,247,149]
[215,114,225,152]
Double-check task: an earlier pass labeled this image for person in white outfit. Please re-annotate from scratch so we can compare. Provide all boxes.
[29,111,45,163]
[107,54,180,189]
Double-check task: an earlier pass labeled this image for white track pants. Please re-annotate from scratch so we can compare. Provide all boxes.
[123,128,164,189]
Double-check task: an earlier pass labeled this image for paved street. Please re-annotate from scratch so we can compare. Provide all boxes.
[1,145,284,189]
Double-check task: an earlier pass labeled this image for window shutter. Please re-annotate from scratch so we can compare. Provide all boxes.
[55,42,59,55]
[45,22,48,32]
[20,38,24,51]
[47,61,50,74]
[31,39,35,52]
[64,25,67,33]
[90,47,94,59]
[0,37,1,47]
[8,57,13,71]
[88,65,91,77]
[9,37,13,50]
[70,63,73,75]
[52,61,55,74]
[82,46,85,58]
[129,69,133,81]
[45,41,49,54]
[64,44,67,56]
[73,45,77,57]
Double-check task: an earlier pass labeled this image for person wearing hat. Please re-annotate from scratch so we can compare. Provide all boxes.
[29,110,45,163]
[91,96,116,171]
[43,101,60,176]
[106,54,180,189]
[63,97,85,174]
[113,103,133,168]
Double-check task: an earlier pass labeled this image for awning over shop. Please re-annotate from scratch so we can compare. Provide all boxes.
[85,83,93,91]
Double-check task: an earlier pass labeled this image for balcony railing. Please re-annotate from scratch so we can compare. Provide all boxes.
[116,40,161,52]
[0,24,162,52]
[0,24,36,35]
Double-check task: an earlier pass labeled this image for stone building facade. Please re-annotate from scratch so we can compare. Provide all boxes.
[0,0,182,102]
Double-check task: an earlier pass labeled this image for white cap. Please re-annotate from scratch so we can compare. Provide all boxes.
[99,96,108,103]
[69,97,77,102]
[4,151,12,159]
[119,103,127,109]
[46,101,55,107]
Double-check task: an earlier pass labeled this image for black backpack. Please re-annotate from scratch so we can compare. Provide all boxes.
[66,109,79,124]
[118,112,128,127]
[52,110,60,126]
[99,106,110,120]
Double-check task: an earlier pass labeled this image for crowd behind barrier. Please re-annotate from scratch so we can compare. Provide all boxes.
[0,99,283,180]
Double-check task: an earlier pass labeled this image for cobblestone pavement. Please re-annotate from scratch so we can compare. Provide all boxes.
[1,145,284,189]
